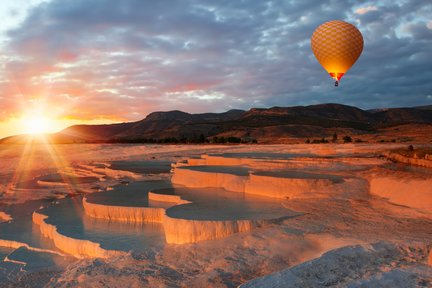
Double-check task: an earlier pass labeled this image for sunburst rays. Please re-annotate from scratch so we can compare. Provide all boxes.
[5,135,80,204]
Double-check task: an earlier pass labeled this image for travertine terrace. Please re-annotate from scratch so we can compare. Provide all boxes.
[1,144,431,287]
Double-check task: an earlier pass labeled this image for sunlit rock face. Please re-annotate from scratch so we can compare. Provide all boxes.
[171,164,343,199]
[147,192,190,205]
[83,197,165,223]
[82,194,266,245]
[245,172,340,199]
[0,239,29,250]
[369,175,432,212]
[171,166,248,192]
[163,215,266,244]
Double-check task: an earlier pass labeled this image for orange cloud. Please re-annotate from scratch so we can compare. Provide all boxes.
[355,6,378,15]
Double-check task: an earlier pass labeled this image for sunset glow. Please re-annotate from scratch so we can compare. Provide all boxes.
[21,115,56,134]
[0,0,430,140]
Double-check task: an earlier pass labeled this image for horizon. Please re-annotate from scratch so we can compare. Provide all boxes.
[2,101,431,141]
[0,0,431,138]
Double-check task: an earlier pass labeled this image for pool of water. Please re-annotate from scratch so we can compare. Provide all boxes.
[0,199,61,252]
[2,174,298,270]
[211,152,314,159]
[159,187,295,221]
[0,199,71,278]
[177,165,250,176]
[0,247,13,260]
[253,170,344,182]
[37,180,175,253]
[109,160,172,174]
[6,246,70,272]
[86,180,172,206]
[42,196,166,252]
[38,173,99,184]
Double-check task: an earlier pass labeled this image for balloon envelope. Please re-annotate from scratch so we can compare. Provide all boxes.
[311,20,363,83]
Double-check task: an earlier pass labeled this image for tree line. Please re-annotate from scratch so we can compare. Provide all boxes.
[105,135,257,144]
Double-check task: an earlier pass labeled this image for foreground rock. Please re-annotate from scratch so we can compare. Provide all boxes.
[240,242,431,288]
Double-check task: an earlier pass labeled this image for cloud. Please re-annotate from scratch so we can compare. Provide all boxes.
[0,0,431,128]
[355,6,378,15]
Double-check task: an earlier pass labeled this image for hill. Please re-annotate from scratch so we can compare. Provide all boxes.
[2,104,432,144]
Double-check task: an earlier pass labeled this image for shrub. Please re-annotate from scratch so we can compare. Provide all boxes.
[343,135,352,143]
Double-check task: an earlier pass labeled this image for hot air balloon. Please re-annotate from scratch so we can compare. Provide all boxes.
[311,20,363,87]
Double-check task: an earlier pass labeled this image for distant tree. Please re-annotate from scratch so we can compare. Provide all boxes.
[241,135,256,144]
[198,134,206,143]
[332,133,338,143]
[215,136,226,144]
[179,135,187,143]
[190,134,198,143]
[305,138,311,144]
[343,135,352,143]
[227,137,241,143]
[408,145,414,151]
[162,137,179,143]
[311,138,329,144]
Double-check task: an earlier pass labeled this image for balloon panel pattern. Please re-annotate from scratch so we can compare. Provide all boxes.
[311,20,363,81]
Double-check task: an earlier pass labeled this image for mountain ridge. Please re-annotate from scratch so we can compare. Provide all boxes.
[2,103,432,144]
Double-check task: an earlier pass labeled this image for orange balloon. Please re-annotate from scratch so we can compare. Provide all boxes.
[311,20,363,86]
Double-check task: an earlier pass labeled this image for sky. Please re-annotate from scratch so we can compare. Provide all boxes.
[0,0,431,138]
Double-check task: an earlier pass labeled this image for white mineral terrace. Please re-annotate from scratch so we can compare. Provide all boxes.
[1,144,431,287]
[4,151,432,257]
[32,211,125,259]
[171,164,345,199]
[82,183,294,245]
[369,173,432,212]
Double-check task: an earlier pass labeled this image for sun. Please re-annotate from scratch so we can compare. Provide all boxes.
[21,115,56,135]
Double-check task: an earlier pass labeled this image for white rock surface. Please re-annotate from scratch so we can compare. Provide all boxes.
[239,242,432,288]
